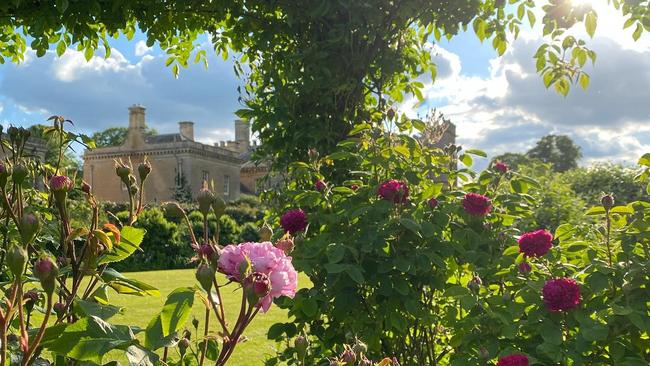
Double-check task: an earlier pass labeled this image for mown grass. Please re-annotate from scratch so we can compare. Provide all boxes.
[96,268,309,365]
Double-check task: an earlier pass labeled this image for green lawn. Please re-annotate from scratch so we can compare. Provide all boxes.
[99,268,308,365]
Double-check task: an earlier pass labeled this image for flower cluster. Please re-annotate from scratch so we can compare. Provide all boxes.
[377,179,409,204]
[542,278,581,312]
[518,229,553,257]
[462,193,492,216]
[218,242,298,312]
[496,354,529,366]
[281,209,308,234]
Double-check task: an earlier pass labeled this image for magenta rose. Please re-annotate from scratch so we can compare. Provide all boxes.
[377,179,409,204]
[280,209,308,234]
[462,193,492,216]
[518,229,553,257]
[494,161,508,173]
[542,278,581,312]
[496,354,529,366]
[518,261,532,274]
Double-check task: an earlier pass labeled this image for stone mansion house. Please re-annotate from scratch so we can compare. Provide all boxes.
[82,105,265,203]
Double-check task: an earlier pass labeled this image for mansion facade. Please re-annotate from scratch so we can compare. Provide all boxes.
[82,105,260,203]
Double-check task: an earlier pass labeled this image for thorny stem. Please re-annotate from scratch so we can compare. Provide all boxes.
[605,210,613,267]
[22,294,53,366]
[198,308,210,366]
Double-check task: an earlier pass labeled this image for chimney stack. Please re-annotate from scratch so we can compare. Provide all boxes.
[234,119,250,153]
[178,121,194,141]
[128,104,146,131]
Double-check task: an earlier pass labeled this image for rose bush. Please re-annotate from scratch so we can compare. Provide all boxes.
[0,120,298,366]
[265,114,650,365]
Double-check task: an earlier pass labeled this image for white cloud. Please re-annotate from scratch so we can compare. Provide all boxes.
[134,40,152,57]
[0,48,243,146]
[402,28,650,168]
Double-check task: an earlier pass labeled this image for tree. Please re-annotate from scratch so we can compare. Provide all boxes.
[27,124,81,172]
[527,134,582,172]
[171,172,193,203]
[91,126,158,147]
[0,1,647,171]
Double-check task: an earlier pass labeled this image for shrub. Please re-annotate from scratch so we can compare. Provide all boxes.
[563,163,647,205]
[239,222,260,242]
[266,118,650,366]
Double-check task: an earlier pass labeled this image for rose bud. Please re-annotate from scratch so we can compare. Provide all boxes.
[295,335,309,361]
[0,162,9,187]
[427,197,439,209]
[352,338,367,355]
[23,290,40,313]
[315,180,326,192]
[49,175,73,204]
[192,317,200,330]
[195,264,215,293]
[350,184,359,191]
[307,148,319,162]
[162,201,185,219]
[467,276,482,293]
[115,163,131,181]
[340,347,356,365]
[6,244,28,277]
[359,358,372,366]
[259,222,273,242]
[53,302,66,317]
[138,159,152,182]
[12,164,29,184]
[244,272,271,302]
[19,212,40,245]
[7,126,19,141]
[518,261,532,275]
[386,107,396,120]
[81,181,91,194]
[197,188,215,216]
[199,244,218,266]
[33,257,59,295]
[275,238,294,254]
[211,195,226,219]
[601,194,614,212]
[178,337,190,356]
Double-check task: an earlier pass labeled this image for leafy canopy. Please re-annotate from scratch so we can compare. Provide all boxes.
[1,0,648,168]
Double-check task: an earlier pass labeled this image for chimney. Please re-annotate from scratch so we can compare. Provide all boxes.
[178,121,194,141]
[234,119,250,152]
[128,104,146,130]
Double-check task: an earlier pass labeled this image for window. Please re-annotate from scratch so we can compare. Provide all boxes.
[175,160,183,186]
[202,170,210,184]
[223,175,230,195]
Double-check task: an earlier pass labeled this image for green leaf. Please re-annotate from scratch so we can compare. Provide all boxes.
[101,268,160,297]
[74,299,123,320]
[585,12,597,38]
[638,153,650,167]
[464,149,487,158]
[459,153,473,167]
[610,205,634,214]
[579,73,590,90]
[159,287,195,337]
[126,345,159,366]
[41,317,135,363]
[345,266,364,285]
[99,226,146,264]
[399,218,421,237]
[585,206,606,215]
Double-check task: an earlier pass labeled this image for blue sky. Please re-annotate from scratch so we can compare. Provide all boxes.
[0,3,649,169]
